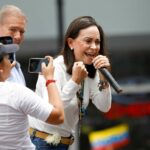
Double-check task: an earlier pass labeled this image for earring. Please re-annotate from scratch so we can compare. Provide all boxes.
[70,48,73,51]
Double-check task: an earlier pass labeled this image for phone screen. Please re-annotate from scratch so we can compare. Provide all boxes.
[0,36,15,63]
[28,58,49,73]
[0,36,13,44]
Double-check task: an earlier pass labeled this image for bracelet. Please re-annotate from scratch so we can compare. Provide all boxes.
[46,79,56,86]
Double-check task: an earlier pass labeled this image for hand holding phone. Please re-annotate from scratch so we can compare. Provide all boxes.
[41,56,54,80]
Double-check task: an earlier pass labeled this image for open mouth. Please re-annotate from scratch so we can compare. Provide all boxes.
[85,52,97,59]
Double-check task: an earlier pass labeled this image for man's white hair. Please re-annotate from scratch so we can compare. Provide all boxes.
[0,5,27,24]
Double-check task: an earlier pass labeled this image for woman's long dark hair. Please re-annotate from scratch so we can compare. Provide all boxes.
[60,16,109,78]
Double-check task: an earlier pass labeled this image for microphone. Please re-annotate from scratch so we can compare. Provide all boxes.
[99,68,123,94]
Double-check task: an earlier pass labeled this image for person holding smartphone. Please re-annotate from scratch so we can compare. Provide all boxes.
[0,5,27,85]
[0,42,64,150]
[29,16,112,150]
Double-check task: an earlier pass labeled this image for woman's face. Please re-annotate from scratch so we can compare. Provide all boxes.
[69,26,100,65]
[0,55,12,81]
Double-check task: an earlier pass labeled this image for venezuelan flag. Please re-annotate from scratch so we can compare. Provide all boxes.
[88,124,129,150]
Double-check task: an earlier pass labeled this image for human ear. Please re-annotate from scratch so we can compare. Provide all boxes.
[67,38,74,50]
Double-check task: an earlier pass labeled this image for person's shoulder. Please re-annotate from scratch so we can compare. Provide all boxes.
[54,55,64,63]
[54,55,64,66]
[6,81,24,88]
[4,81,26,94]
[54,55,66,70]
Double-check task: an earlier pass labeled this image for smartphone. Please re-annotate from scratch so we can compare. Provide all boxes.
[0,36,13,44]
[28,58,49,73]
[0,36,14,63]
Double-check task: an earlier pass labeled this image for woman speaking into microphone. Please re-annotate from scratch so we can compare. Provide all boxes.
[30,16,112,150]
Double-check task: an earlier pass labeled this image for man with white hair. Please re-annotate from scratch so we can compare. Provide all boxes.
[0,5,27,85]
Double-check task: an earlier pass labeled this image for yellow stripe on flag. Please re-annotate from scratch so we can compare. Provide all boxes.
[89,124,129,142]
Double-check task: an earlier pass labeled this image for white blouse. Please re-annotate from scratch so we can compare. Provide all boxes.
[29,55,112,137]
